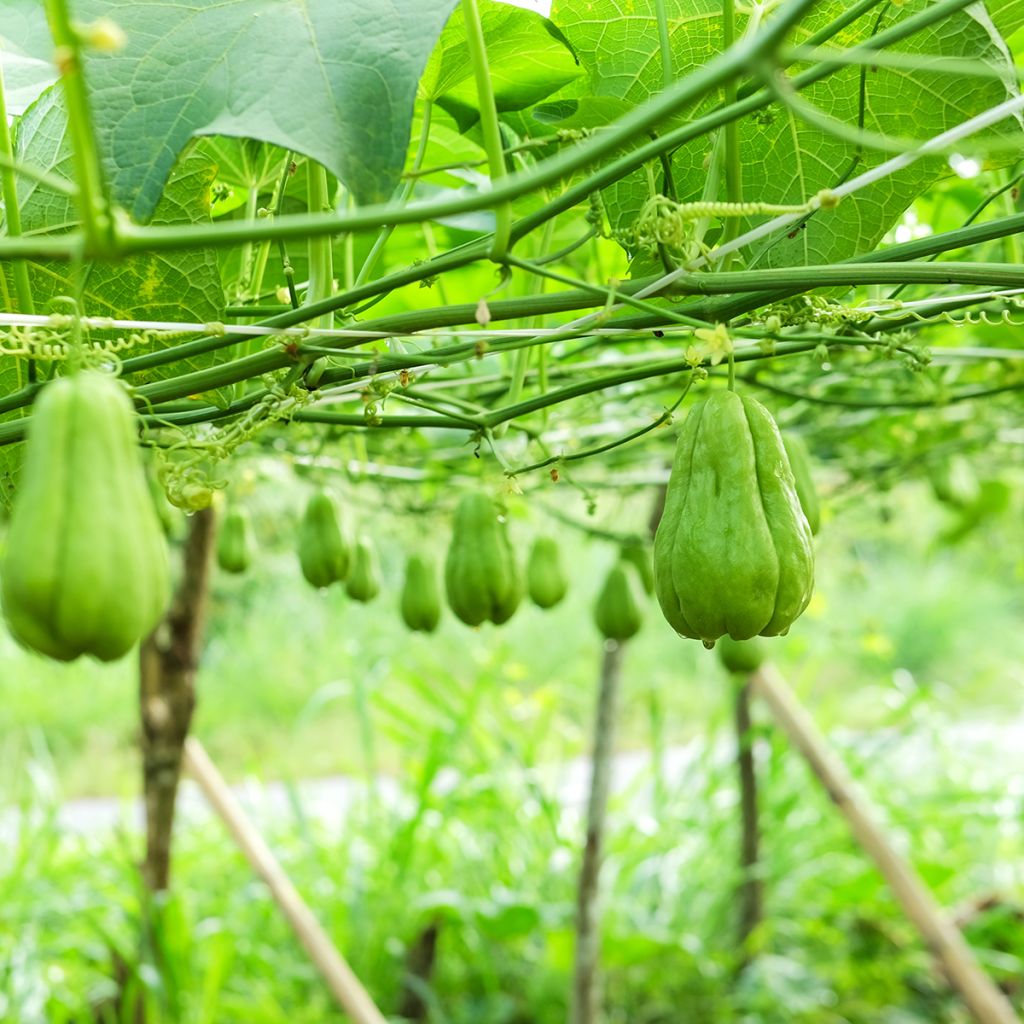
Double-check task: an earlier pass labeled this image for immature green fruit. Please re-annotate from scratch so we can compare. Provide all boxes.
[445,493,522,626]
[298,490,349,589]
[654,390,814,645]
[1,372,170,662]
[928,455,980,510]
[527,536,568,609]
[594,561,644,641]
[217,507,255,574]
[401,553,442,633]
[620,540,655,595]
[345,535,381,602]
[716,635,766,675]
[782,433,821,536]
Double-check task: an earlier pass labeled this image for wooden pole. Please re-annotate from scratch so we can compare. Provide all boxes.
[735,679,762,955]
[751,665,1020,1024]
[139,506,215,891]
[182,737,389,1024]
[572,640,625,1024]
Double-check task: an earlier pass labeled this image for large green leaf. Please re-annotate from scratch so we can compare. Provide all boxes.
[549,0,1022,268]
[421,1,582,131]
[71,0,459,219]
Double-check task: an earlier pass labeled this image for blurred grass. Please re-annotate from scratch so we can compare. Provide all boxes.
[2,681,1022,1023]
[0,477,1022,797]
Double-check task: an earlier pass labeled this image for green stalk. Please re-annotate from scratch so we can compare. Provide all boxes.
[654,0,674,90]
[43,0,113,253]
[0,66,35,321]
[461,0,511,260]
[721,0,742,255]
[306,163,334,329]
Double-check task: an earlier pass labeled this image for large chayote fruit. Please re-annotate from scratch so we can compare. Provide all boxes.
[654,390,814,646]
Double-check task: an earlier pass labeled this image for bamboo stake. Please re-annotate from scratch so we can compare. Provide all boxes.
[183,737,388,1024]
[572,640,626,1024]
[751,665,1020,1024]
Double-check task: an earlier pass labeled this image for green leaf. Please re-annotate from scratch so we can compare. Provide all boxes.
[421,1,582,132]
[6,87,225,379]
[988,0,1024,40]
[74,0,460,219]
[551,0,1023,267]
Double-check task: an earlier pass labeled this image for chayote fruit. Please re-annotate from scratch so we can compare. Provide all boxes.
[345,535,381,602]
[526,535,568,609]
[1,371,170,661]
[400,553,442,633]
[594,560,644,641]
[445,493,522,626]
[217,506,256,574]
[298,490,349,589]
[654,390,814,646]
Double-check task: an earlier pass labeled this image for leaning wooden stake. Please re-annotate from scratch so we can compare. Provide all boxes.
[751,665,1020,1024]
[183,737,388,1024]
[572,640,625,1024]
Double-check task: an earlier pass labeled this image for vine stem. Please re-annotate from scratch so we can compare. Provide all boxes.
[461,0,511,261]
[687,92,1024,277]
[306,163,334,330]
[721,0,742,256]
[43,0,113,253]
[654,0,674,90]
[0,66,35,319]
[0,63,37,382]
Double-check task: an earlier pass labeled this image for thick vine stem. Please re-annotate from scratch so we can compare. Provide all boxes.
[461,0,511,261]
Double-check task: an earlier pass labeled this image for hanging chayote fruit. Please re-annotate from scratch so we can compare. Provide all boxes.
[345,535,382,602]
[1,371,170,661]
[716,635,767,675]
[445,492,522,626]
[400,553,442,633]
[526,536,568,609]
[593,560,644,641]
[654,390,814,646]
[298,490,350,588]
[217,506,256,574]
